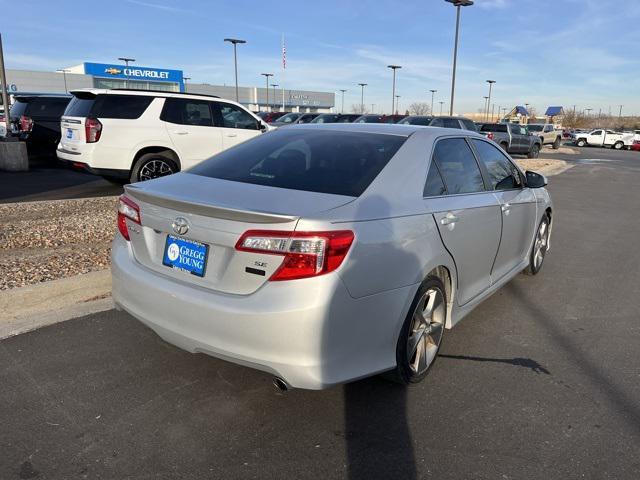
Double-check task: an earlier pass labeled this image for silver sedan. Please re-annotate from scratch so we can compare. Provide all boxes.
[111,124,553,390]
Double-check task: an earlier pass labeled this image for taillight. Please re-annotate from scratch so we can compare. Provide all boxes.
[117,195,140,241]
[85,118,102,143]
[20,115,33,132]
[236,230,355,281]
[487,132,494,140]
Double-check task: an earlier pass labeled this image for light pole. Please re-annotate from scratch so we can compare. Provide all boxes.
[371,103,376,114]
[270,84,278,111]
[388,65,401,115]
[358,83,367,114]
[483,96,489,120]
[429,89,437,115]
[395,95,401,115]
[182,76,190,92]
[261,73,273,111]
[224,38,246,102]
[339,89,347,114]
[118,57,135,88]
[445,0,474,116]
[439,101,444,115]
[485,79,495,121]
[56,69,69,93]
[618,104,623,119]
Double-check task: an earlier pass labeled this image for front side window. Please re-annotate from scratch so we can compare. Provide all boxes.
[472,139,521,190]
[217,103,258,130]
[480,123,508,133]
[161,98,213,126]
[511,125,527,135]
[433,138,485,195]
[592,130,603,136]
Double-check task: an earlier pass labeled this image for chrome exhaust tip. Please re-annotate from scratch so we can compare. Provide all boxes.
[273,377,289,392]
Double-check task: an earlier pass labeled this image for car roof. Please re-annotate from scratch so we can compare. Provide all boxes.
[68,88,221,102]
[286,122,485,138]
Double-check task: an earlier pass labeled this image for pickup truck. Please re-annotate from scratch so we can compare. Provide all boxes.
[574,129,634,150]
[526,123,562,149]
[479,123,542,158]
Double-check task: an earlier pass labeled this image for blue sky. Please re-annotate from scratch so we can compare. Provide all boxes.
[4,0,640,114]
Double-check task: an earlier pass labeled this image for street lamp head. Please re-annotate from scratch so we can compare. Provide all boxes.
[387,65,402,70]
[430,89,437,93]
[270,84,279,87]
[261,73,273,77]
[445,0,474,6]
[358,83,367,87]
[486,80,496,84]
[224,38,246,45]
[117,57,135,64]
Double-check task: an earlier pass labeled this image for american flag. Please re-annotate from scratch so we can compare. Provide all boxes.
[282,35,286,70]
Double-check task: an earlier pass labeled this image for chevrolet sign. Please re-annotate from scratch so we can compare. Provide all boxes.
[84,62,184,85]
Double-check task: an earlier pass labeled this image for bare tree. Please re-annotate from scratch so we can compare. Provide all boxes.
[409,102,431,116]
[350,103,368,114]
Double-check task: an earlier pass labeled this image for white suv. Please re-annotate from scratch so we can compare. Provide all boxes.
[57,88,270,183]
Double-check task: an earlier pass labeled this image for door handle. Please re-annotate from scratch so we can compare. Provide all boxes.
[501,203,511,214]
[173,131,189,135]
[440,213,459,225]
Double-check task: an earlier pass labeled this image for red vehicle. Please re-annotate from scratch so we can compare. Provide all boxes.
[256,111,288,123]
[630,140,640,152]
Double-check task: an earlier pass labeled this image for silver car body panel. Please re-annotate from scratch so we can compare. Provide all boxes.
[112,123,553,389]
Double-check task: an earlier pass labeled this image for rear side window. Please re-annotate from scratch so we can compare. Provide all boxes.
[190,129,407,197]
[461,119,477,131]
[443,118,461,129]
[423,164,447,197]
[91,95,153,119]
[481,124,507,133]
[161,98,213,126]
[64,96,95,117]
[26,98,70,118]
[472,139,521,190]
[433,138,485,195]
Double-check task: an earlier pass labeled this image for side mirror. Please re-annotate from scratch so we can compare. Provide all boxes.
[525,170,547,188]
[258,120,267,131]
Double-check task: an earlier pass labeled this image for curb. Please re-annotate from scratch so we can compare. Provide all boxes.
[0,270,113,339]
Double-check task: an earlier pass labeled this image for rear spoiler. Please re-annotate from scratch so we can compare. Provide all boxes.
[125,184,298,224]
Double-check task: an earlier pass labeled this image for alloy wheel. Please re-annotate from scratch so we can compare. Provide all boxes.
[533,220,549,270]
[138,159,175,181]
[407,288,445,376]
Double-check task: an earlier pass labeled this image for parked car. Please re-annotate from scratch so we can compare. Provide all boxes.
[9,94,71,157]
[256,111,287,123]
[574,129,634,150]
[56,88,269,183]
[112,123,553,390]
[479,123,542,158]
[354,114,385,123]
[398,115,477,131]
[630,140,640,152]
[310,113,361,123]
[381,114,407,123]
[526,123,562,149]
[270,112,320,127]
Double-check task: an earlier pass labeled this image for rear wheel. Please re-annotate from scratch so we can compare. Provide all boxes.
[130,153,178,183]
[500,142,509,152]
[527,144,540,158]
[386,276,446,385]
[552,136,561,149]
[613,141,623,150]
[524,216,550,275]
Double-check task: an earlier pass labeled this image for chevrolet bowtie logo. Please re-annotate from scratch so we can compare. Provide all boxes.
[104,67,122,75]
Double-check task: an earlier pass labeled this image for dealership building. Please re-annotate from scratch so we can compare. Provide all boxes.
[5,61,335,112]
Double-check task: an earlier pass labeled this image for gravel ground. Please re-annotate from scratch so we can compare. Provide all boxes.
[0,197,118,290]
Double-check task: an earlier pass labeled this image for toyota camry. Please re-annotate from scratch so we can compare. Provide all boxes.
[111,123,553,390]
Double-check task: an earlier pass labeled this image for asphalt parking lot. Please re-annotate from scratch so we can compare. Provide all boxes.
[1,147,640,479]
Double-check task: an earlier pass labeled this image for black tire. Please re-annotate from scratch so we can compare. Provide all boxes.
[527,144,540,158]
[524,215,550,275]
[499,142,509,152]
[130,153,179,183]
[386,276,447,385]
[576,138,586,147]
[552,136,561,149]
[613,141,623,150]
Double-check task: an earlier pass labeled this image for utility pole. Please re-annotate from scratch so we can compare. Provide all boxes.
[618,105,623,119]
[339,89,347,114]
[261,73,273,111]
[445,0,474,116]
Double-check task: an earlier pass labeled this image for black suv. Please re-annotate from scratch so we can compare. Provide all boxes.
[10,94,71,157]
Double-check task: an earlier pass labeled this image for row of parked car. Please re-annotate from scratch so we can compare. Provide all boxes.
[7,88,578,185]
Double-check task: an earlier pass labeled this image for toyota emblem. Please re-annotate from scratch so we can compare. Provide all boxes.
[172,217,189,235]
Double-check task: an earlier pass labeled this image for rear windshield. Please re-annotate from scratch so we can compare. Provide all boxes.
[481,123,508,133]
[527,125,543,132]
[64,94,152,119]
[24,97,70,118]
[399,116,433,126]
[190,129,407,196]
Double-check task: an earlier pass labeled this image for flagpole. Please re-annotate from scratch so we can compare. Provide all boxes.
[281,33,285,111]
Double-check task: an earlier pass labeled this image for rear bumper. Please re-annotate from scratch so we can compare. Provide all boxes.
[57,154,129,180]
[111,236,412,389]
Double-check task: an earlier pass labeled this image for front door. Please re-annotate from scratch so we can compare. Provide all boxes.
[470,138,538,280]
[213,102,262,150]
[423,137,502,305]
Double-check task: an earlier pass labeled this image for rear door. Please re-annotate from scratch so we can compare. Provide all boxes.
[471,138,537,280]
[161,97,223,168]
[213,101,262,149]
[423,137,502,305]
